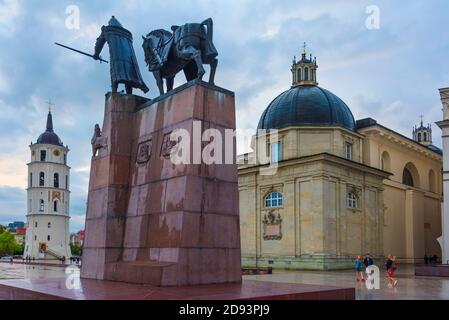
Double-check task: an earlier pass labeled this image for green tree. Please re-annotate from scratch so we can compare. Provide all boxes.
[70,244,82,256]
[0,231,17,255]
[14,243,24,255]
[0,225,6,234]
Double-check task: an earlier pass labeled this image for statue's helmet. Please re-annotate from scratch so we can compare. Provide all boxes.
[108,16,123,27]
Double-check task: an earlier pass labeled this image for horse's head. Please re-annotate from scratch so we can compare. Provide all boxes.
[142,29,172,71]
[142,34,156,67]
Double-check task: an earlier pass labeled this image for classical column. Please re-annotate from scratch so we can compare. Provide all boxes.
[436,87,449,264]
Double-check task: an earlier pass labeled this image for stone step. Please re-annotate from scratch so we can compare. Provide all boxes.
[105,261,176,285]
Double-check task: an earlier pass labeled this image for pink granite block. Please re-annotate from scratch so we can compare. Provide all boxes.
[147,212,183,247]
[147,180,166,214]
[123,215,149,248]
[204,180,239,215]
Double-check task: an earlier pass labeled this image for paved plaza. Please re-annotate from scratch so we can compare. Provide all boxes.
[1,262,449,300]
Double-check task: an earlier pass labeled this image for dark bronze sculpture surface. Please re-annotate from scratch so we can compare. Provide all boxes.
[142,18,218,95]
[94,16,149,94]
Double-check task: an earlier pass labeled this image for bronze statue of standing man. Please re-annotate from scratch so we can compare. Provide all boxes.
[94,16,149,95]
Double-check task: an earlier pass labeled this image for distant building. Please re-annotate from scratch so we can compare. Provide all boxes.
[7,221,25,232]
[24,110,71,260]
[12,227,26,245]
[70,230,85,246]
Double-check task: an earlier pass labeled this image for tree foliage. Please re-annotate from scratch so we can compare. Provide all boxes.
[0,231,17,255]
[70,244,82,256]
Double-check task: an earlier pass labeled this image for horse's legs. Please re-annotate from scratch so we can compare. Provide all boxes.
[180,46,205,80]
[166,76,175,92]
[209,58,218,85]
[153,70,164,95]
[193,52,206,80]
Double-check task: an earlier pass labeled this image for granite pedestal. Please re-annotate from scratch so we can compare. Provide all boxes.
[81,80,241,286]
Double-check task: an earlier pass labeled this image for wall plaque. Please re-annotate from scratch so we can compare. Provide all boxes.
[137,140,152,164]
[263,211,282,240]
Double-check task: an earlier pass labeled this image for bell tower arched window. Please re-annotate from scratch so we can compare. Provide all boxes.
[297,69,301,81]
[40,150,46,161]
[304,67,309,81]
[39,172,45,187]
[54,173,59,188]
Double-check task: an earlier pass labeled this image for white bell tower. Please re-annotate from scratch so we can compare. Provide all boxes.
[24,107,71,260]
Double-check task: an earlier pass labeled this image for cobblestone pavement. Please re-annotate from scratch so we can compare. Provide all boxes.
[244,264,449,300]
[2,263,449,299]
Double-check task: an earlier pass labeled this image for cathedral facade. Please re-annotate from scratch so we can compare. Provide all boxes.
[238,48,442,269]
[24,111,71,260]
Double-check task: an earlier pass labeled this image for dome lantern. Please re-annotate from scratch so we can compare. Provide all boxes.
[291,42,318,87]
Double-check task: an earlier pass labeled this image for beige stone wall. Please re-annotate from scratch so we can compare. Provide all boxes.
[239,153,386,270]
[359,125,443,262]
[247,126,363,165]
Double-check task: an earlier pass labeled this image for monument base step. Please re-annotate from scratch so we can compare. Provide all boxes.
[0,278,355,300]
[105,261,176,285]
[415,265,449,277]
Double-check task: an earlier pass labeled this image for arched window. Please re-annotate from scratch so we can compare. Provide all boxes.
[297,69,301,81]
[424,132,427,141]
[39,172,45,186]
[418,133,422,142]
[381,151,391,171]
[40,150,46,161]
[53,200,58,213]
[54,173,59,188]
[48,222,51,228]
[29,173,33,187]
[265,192,283,208]
[402,162,420,187]
[347,193,358,208]
[403,168,414,187]
[429,169,436,193]
[304,67,309,81]
[39,199,44,212]
[65,175,68,189]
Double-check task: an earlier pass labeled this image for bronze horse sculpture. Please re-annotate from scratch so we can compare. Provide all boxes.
[142,18,218,96]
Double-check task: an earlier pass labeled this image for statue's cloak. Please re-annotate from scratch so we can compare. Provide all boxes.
[95,25,149,93]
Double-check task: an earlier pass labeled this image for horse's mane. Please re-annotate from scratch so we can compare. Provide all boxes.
[146,29,172,40]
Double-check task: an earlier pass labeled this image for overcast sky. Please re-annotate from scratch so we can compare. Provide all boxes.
[1,0,449,232]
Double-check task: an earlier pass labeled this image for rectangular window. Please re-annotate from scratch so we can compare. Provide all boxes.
[39,199,44,212]
[40,150,46,161]
[271,142,281,163]
[345,142,353,160]
[39,172,45,187]
[29,173,33,187]
[47,235,51,241]
[34,235,37,241]
[35,222,38,228]
[65,175,68,189]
